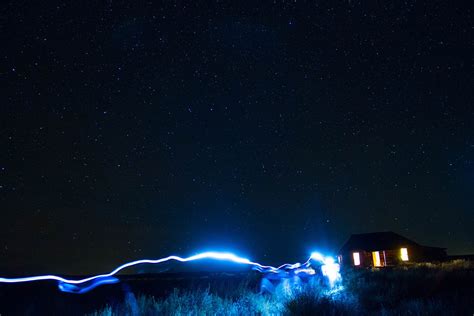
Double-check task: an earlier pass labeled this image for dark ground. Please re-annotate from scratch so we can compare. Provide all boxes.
[0,272,260,315]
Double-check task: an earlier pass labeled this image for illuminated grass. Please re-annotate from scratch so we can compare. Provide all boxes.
[88,260,474,316]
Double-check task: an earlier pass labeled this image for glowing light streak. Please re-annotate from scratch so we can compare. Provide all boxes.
[0,250,340,293]
[294,268,316,275]
[58,277,119,294]
[310,252,324,262]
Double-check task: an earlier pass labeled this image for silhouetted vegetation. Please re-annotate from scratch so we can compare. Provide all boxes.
[87,260,474,315]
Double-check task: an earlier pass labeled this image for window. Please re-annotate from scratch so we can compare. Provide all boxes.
[400,248,409,261]
[372,251,381,267]
[352,252,360,266]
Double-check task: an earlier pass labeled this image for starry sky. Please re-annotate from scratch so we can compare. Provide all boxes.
[1,1,473,274]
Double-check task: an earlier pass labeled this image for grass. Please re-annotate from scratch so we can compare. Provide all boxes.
[88,288,283,315]
[89,260,474,315]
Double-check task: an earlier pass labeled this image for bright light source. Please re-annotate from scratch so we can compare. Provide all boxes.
[321,260,341,286]
[372,251,381,267]
[324,257,335,264]
[352,252,360,266]
[400,248,409,261]
[311,252,324,262]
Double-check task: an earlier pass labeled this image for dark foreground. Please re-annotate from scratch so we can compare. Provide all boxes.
[1,260,473,315]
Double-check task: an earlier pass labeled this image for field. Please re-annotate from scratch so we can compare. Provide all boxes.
[1,260,473,315]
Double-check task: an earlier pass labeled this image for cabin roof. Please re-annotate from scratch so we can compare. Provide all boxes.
[339,231,422,253]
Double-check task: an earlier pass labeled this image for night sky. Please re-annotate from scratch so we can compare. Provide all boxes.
[1,1,473,275]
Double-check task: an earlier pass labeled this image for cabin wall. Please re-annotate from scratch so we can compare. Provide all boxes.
[340,250,373,267]
[340,245,447,268]
[384,249,404,265]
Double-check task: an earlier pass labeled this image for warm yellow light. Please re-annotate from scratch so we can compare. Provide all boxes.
[353,252,360,266]
[372,251,381,267]
[401,248,409,261]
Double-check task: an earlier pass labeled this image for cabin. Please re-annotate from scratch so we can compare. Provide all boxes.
[338,231,446,268]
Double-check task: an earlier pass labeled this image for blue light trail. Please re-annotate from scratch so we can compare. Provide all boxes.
[0,250,340,293]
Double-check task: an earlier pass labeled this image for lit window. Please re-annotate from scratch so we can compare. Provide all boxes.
[401,248,409,261]
[352,252,360,266]
[372,251,381,267]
